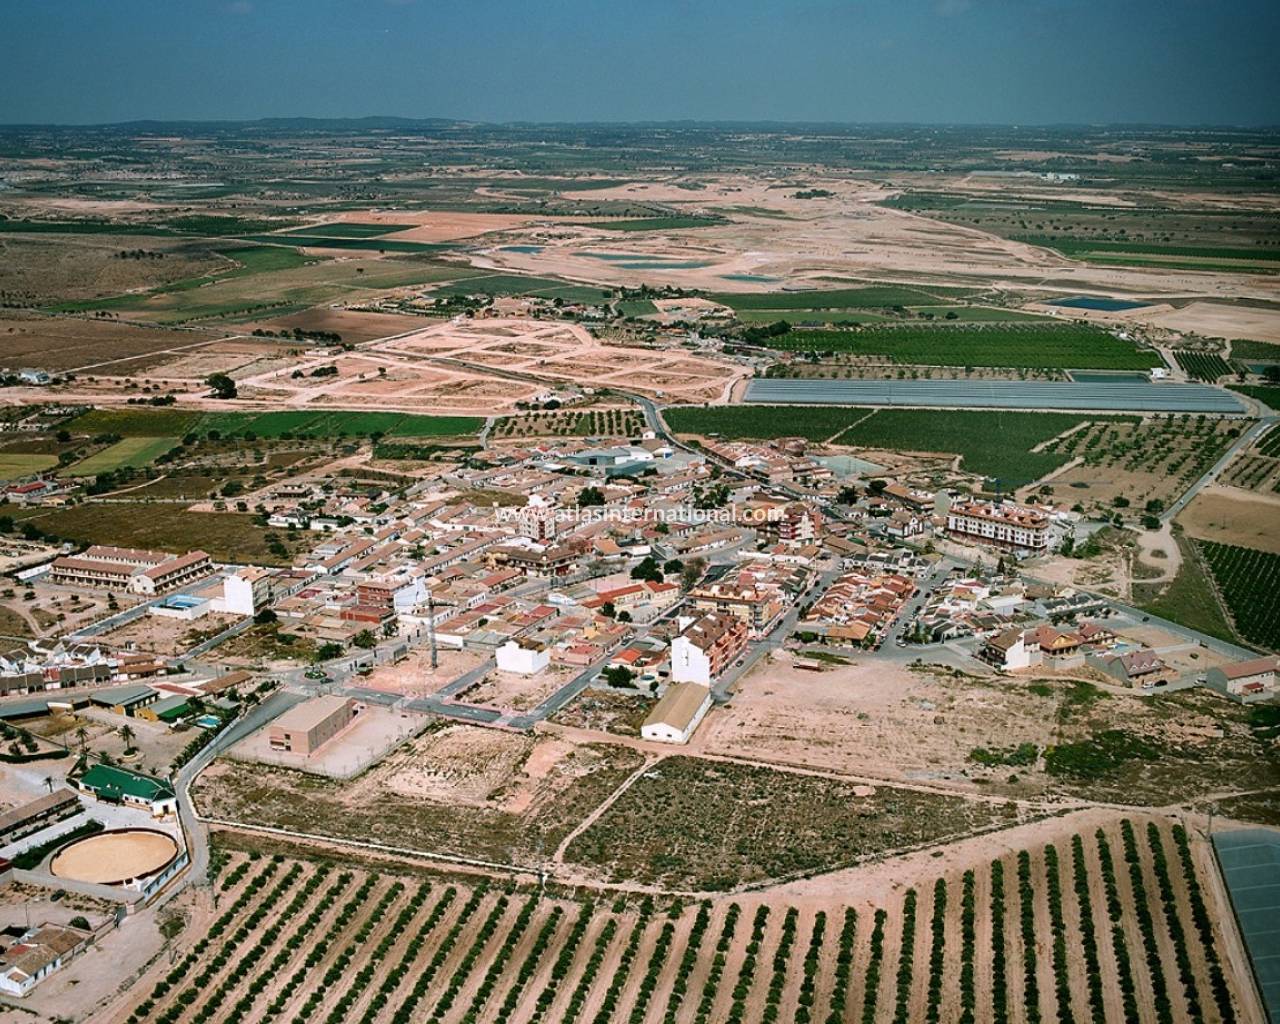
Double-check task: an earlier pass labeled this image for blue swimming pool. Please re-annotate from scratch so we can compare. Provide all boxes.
[160,594,203,609]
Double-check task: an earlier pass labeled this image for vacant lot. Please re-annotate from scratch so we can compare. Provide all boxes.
[0,232,225,304]
[565,755,1021,890]
[193,731,644,866]
[0,313,224,371]
[1179,486,1280,554]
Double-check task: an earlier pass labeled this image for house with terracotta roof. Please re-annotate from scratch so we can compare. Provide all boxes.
[1205,656,1280,702]
[1088,649,1173,690]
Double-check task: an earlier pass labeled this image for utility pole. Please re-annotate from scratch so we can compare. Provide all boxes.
[426,593,438,671]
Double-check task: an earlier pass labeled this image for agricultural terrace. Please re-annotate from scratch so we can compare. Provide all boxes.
[65,408,482,439]
[752,323,1162,370]
[666,406,1103,483]
[65,436,179,477]
[120,816,1244,1024]
[490,409,647,439]
[1199,541,1280,650]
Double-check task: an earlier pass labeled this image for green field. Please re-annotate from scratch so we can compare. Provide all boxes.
[1022,237,1280,263]
[1173,350,1234,381]
[0,453,57,480]
[1228,339,1280,363]
[666,405,1103,482]
[909,306,1048,322]
[617,298,658,316]
[756,323,1161,370]
[279,223,413,238]
[17,503,294,565]
[65,436,178,476]
[66,407,482,439]
[1228,385,1280,411]
[1200,541,1280,650]
[431,273,611,303]
[0,218,165,235]
[711,286,974,310]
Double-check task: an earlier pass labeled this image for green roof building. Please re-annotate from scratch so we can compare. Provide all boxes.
[75,764,177,816]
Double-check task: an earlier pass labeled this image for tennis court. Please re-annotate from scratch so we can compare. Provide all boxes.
[1213,828,1280,1021]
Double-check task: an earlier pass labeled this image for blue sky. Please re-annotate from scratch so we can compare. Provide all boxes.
[2,0,1277,125]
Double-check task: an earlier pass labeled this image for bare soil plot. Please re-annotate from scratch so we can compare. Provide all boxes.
[1148,300,1280,343]
[0,233,224,303]
[698,651,1280,807]
[237,306,430,343]
[1178,484,1280,554]
[376,316,744,403]
[97,611,240,657]
[336,209,540,242]
[0,313,227,371]
[462,666,579,713]
[192,727,645,866]
[358,648,488,696]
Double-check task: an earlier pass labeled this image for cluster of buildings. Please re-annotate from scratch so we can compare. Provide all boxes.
[0,922,92,998]
[799,567,916,648]
[48,546,214,596]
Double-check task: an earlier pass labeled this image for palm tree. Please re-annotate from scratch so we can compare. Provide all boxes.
[75,726,88,754]
[120,724,135,754]
[43,776,53,794]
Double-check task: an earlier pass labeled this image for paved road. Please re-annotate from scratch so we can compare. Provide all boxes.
[1163,415,1277,523]
[175,687,306,886]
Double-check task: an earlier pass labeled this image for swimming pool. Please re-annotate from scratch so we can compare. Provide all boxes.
[159,594,204,610]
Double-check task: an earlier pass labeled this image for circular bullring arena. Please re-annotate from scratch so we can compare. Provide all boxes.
[49,828,180,887]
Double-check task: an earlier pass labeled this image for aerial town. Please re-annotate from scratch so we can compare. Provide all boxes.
[1,4,1279,1023]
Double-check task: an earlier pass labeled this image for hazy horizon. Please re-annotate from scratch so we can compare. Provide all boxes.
[2,0,1278,127]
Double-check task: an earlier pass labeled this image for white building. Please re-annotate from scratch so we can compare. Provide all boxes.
[945,501,1050,554]
[641,683,712,744]
[216,566,278,616]
[518,494,558,542]
[496,639,550,675]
